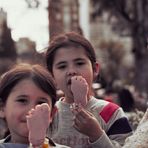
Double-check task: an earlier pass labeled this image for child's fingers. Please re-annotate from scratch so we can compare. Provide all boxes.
[74,113,85,123]
[73,116,81,126]
[73,123,81,132]
[75,108,93,119]
[73,110,94,126]
[73,115,89,133]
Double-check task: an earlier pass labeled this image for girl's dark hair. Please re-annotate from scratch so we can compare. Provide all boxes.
[46,32,97,73]
[0,63,57,108]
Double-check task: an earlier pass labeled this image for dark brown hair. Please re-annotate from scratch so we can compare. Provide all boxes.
[46,32,97,73]
[0,63,57,108]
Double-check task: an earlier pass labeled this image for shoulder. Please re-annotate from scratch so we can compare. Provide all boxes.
[0,143,5,148]
[0,136,28,148]
[0,143,28,148]
[88,96,120,113]
[99,101,123,124]
[88,97,124,122]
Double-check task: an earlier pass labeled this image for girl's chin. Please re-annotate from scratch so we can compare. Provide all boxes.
[21,126,29,137]
[22,130,29,137]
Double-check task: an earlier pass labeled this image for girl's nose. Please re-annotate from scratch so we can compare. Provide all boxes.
[66,68,77,76]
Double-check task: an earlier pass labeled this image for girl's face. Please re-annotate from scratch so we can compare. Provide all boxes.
[1,79,52,143]
[52,46,99,101]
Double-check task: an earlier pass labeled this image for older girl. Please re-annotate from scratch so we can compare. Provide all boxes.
[46,32,132,148]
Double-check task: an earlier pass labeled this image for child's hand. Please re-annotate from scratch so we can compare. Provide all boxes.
[71,76,88,107]
[72,107,103,142]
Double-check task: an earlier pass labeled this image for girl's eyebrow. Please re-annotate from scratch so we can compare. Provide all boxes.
[55,58,86,65]
[74,58,85,61]
[73,58,87,63]
[38,97,50,102]
[55,61,67,66]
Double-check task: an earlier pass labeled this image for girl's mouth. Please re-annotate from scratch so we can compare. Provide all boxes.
[21,119,27,123]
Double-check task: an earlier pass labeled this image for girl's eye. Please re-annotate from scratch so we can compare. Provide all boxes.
[76,62,85,66]
[37,101,47,105]
[57,65,66,69]
[16,98,28,104]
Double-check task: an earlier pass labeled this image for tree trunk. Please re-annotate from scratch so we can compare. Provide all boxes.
[130,0,148,94]
[134,52,148,94]
[132,24,148,94]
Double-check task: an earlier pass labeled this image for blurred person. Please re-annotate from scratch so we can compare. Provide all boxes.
[117,88,135,112]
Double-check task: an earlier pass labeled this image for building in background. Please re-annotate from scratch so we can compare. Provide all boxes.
[16,37,44,65]
[48,0,81,39]
[0,8,44,75]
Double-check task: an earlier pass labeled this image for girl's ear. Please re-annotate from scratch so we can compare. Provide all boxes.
[93,62,100,80]
[0,102,5,118]
[49,106,58,123]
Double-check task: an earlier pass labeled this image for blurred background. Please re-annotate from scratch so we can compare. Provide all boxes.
[0,0,148,136]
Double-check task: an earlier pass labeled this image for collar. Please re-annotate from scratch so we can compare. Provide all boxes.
[2,135,56,146]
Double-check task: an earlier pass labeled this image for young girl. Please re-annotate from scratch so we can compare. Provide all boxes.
[46,32,133,148]
[0,63,70,148]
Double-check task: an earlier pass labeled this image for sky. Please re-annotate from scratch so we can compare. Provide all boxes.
[0,0,49,51]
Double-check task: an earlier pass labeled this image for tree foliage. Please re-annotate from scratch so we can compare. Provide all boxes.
[91,0,148,93]
[0,21,16,59]
[98,40,126,86]
[91,0,148,57]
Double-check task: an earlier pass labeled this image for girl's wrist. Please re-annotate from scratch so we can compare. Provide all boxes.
[89,129,104,143]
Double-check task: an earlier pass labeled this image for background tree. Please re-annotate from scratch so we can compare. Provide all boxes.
[91,0,148,94]
[98,40,126,86]
[0,8,17,74]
